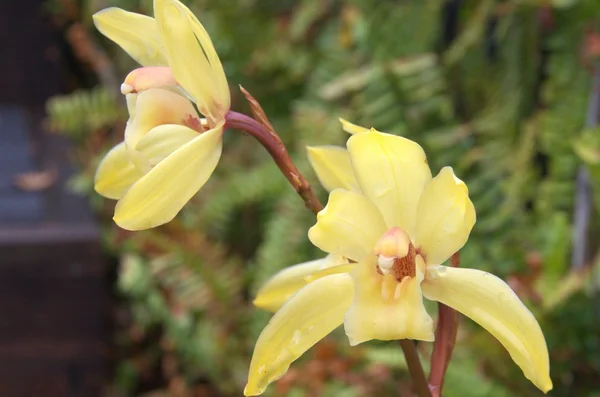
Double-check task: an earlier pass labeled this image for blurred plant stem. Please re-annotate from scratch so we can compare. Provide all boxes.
[65,22,121,97]
[399,339,431,397]
[428,252,461,397]
[571,62,600,272]
[224,88,323,215]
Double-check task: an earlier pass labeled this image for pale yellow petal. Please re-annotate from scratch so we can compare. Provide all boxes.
[114,122,223,230]
[154,0,229,120]
[135,124,198,168]
[93,8,167,66]
[121,66,178,94]
[178,1,229,109]
[307,146,359,192]
[253,255,349,312]
[347,129,432,234]
[125,88,200,153]
[414,167,475,266]
[94,142,144,199]
[422,266,552,393]
[125,93,138,118]
[339,118,369,135]
[244,274,354,396]
[308,189,387,262]
[304,263,355,283]
[344,256,433,345]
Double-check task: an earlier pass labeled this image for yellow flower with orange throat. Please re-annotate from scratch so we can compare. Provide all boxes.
[92,0,229,230]
[246,122,552,395]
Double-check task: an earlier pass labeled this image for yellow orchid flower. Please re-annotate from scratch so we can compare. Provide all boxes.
[92,0,230,230]
[245,126,552,395]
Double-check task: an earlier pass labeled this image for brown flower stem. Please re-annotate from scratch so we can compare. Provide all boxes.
[428,252,461,397]
[399,339,432,397]
[224,110,323,216]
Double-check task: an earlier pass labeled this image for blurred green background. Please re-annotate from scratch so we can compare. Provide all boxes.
[44,0,600,396]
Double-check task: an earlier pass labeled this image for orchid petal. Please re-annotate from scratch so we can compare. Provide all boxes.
[114,122,223,230]
[308,189,387,262]
[415,167,476,265]
[347,129,431,234]
[94,142,143,199]
[304,263,355,283]
[135,124,198,168]
[422,266,552,393]
[125,88,200,153]
[154,0,229,120]
[339,118,369,135]
[307,146,359,192]
[345,256,434,345]
[93,8,167,66]
[178,1,229,108]
[244,274,354,396]
[125,93,138,118]
[253,255,349,312]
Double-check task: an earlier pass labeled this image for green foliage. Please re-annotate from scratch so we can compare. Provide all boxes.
[47,0,600,395]
[46,86,124,139]
[443,353,514,397]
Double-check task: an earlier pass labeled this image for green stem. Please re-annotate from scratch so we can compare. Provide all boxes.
[399,339,432,397]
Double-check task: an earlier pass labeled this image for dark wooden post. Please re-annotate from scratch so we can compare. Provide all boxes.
[0,0,112,394]
[0,106,112,397]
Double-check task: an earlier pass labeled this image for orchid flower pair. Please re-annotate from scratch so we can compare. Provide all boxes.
[92,0,552,395]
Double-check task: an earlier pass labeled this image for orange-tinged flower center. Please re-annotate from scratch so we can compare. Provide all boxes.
[374,227,417,282]
[183,114,206,133]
